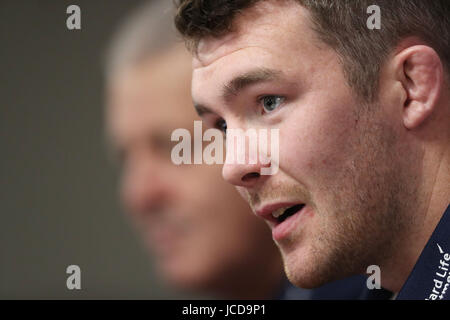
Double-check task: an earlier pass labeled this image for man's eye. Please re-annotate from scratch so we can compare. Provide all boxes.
[260,95,285,113]
[215,118,227,134]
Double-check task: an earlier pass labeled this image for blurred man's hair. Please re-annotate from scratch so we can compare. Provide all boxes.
[104,0,181,82]
[174,0,450,102]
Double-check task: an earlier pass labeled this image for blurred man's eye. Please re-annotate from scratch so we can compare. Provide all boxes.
[260,95,285,114]
[152,135,177,161]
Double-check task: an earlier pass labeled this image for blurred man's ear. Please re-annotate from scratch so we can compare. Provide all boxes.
[394,45,444,129]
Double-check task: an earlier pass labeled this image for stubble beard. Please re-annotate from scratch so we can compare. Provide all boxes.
[282,104,422,289]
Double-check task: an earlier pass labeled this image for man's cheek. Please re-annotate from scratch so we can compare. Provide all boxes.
[279,123,350,193]
[278,126,322,183]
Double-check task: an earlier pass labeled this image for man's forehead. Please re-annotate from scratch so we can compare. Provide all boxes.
[193,0,307,69]
[194,33,240,68]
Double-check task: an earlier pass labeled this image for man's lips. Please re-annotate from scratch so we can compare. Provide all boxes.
[255,202,308,241]
[255,202,305,224]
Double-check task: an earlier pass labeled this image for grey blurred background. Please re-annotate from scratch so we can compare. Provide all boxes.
[0,0,176,299]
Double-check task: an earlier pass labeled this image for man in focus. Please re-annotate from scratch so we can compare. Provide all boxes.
[174,0,450,299]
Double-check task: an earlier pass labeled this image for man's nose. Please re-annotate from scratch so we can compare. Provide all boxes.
[122,161,167,215]
[222,161,264,188]
[221,126,276,188]
[222,139,274,187]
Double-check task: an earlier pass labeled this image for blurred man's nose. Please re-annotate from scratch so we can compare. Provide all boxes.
[122,158,167,216]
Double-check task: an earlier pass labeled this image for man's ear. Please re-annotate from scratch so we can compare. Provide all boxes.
[394,45,443,129]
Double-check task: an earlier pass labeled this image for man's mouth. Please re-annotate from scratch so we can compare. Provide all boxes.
[255,202,309,241]
[255,202,305,224]
[271,204,305,223]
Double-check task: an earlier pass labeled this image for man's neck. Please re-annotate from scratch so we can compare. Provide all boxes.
[380,148,449,292]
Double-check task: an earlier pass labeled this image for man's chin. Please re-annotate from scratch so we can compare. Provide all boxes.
[285,265,331,289]
[159,261,203,290]
[281,247,335,289]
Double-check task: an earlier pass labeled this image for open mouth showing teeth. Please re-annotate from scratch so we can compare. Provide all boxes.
[272,204,305,223]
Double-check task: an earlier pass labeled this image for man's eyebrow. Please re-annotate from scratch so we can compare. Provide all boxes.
[222,68,283,102]
[192,68,284,117]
